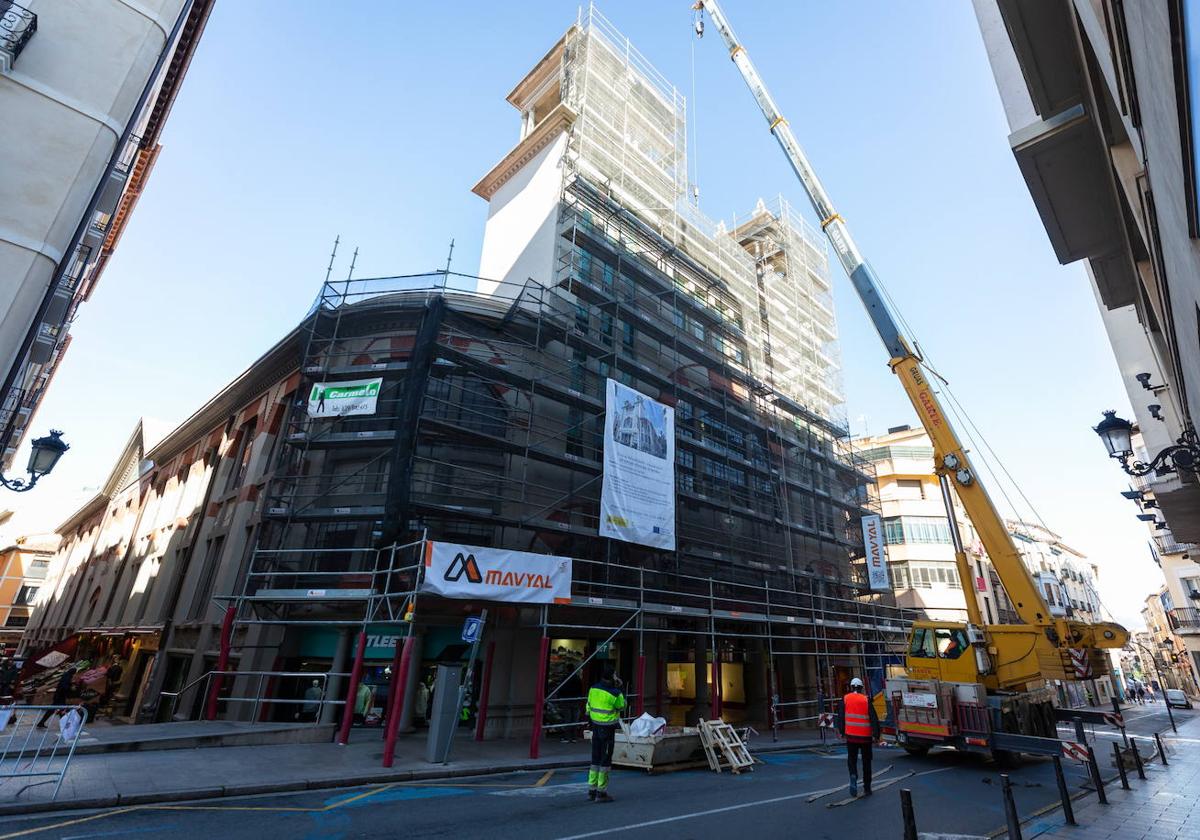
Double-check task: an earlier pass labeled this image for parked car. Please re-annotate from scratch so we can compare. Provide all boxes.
[1164,688,1193,710]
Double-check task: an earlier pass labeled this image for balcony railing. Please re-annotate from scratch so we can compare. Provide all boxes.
[0,2,36,69]
[1167,607,1200,633]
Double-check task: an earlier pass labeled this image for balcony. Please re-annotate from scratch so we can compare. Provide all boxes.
[1168,608,1200,635]
[0,2,36,72]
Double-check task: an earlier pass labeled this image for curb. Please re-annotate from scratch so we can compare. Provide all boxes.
[0,736,829,817]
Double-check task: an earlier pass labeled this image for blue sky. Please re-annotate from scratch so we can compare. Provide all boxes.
[8,2,1156,628]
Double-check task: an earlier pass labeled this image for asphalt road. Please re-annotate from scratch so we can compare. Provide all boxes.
[2,704,1191,840]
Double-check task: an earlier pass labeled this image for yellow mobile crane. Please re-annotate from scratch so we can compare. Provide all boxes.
[694,1,1128,757]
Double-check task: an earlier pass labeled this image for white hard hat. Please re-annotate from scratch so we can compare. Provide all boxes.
[850,678,864,689]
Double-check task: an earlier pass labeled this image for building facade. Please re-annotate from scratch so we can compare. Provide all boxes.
[23,10,907,736]
[0,0,212,468]
[0,531,56,654]
[973,0,1200,542]
[856,425,1006,624]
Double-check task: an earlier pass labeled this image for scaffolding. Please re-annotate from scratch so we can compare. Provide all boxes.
[213,5,908,747]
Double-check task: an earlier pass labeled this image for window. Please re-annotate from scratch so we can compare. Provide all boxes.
[935,628,968,659]
[882,516,952,545]
[189,535,226,620]
[4,615,28,628]
[13,585,38,606]
[1174,0,1200,235]
[225,420,257,491]
[908,628,936,659]
[895,478,925,500]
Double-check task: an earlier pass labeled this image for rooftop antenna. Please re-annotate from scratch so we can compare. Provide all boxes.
[324,235,340,285]
[346,246,359,281]
[444,238,455,275]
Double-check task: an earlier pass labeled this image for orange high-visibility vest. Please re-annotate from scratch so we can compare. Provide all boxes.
[843,692,872,738]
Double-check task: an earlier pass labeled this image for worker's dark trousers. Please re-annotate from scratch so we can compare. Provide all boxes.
[847,740,872,789]
[589,723,616,790]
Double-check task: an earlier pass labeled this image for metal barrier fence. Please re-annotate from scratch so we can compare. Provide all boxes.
[160,670,349,723]
[0,703,86,800]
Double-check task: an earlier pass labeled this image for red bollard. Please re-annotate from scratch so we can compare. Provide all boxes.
[205,606,236,721]
[474,641,495,742]
[529,635,550,759]
[336,631,367,745]
[634,654,646,717]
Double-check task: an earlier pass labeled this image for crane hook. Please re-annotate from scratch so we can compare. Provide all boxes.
[694,18,704,38]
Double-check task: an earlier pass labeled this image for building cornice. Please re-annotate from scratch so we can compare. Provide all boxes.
[505,26,575,110]
[471,103,576,201]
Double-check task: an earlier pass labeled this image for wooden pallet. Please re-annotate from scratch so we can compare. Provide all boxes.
[698,719,754,774]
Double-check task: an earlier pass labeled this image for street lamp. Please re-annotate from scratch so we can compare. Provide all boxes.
[1094,410,1200,476]
[1129,638,1177,733]
[0,430,68,492]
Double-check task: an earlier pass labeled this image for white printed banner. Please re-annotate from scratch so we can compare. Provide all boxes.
[862,513,890,591]
[307,378,382,418]
[421,541,572,605]
[599,379,676,550]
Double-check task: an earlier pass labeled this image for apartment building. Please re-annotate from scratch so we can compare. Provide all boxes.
[22,9,905,734]
[858,427,1107,622]
[0,0,212,468]
[973,1,1200,543]
[1142,590,1198,692]
[0,531,56,654]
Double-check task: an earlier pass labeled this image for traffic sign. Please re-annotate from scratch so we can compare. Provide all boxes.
[1103,712,1124,728]
[818,712,835,728]
[461,616,484,643]
[1061,740,1089,762]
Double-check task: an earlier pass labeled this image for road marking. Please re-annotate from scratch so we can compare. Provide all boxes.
[826,771,916,807]
[0,808,142,840]
[806,763,893,802]
[535,769,555,787]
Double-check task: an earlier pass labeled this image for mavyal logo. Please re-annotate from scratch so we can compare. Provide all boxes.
[444,551,482,584]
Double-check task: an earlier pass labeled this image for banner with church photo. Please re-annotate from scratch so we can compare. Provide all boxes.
[599,378,676,550]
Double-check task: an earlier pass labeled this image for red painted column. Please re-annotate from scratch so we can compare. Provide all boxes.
[474,641,496,742]
[711,655,723,721]
[529,635,549,759]
[634,654,646,717]
[382,633,415,767]
[336,631,368,745]
[205,606,236,721]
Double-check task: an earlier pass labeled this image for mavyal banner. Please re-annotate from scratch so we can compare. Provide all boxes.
[599,378,676,550]
[862,513,890,591]
[421,541,572,605]
[307,378,382,418]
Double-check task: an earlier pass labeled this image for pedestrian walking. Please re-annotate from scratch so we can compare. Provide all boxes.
[353,681,373,726]
[837,676,881,798]
[299,679,322,721]
[103,656,123,712]
[0,657,17,699]
[560,671,584,743]
[37,664,81,729]
[585,664,626,803]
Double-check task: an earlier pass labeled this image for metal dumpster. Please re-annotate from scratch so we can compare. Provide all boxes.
[610,726,706,772]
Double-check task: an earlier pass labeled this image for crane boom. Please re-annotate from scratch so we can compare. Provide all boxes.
[696,1,1126,661]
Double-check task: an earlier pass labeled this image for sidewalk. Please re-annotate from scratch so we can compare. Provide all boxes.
[1022,716,1200,840]
[0,722,827,815]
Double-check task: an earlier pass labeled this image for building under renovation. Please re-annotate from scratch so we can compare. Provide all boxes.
[24,8,909,740]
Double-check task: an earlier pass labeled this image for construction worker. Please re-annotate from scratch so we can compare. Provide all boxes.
[836,677,881,797]
[585,664,626,803]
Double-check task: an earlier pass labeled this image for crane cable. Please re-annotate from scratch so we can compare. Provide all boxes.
[689,14,702,208]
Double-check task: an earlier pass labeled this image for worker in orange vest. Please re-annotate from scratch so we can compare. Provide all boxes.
[836,677,881,797]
